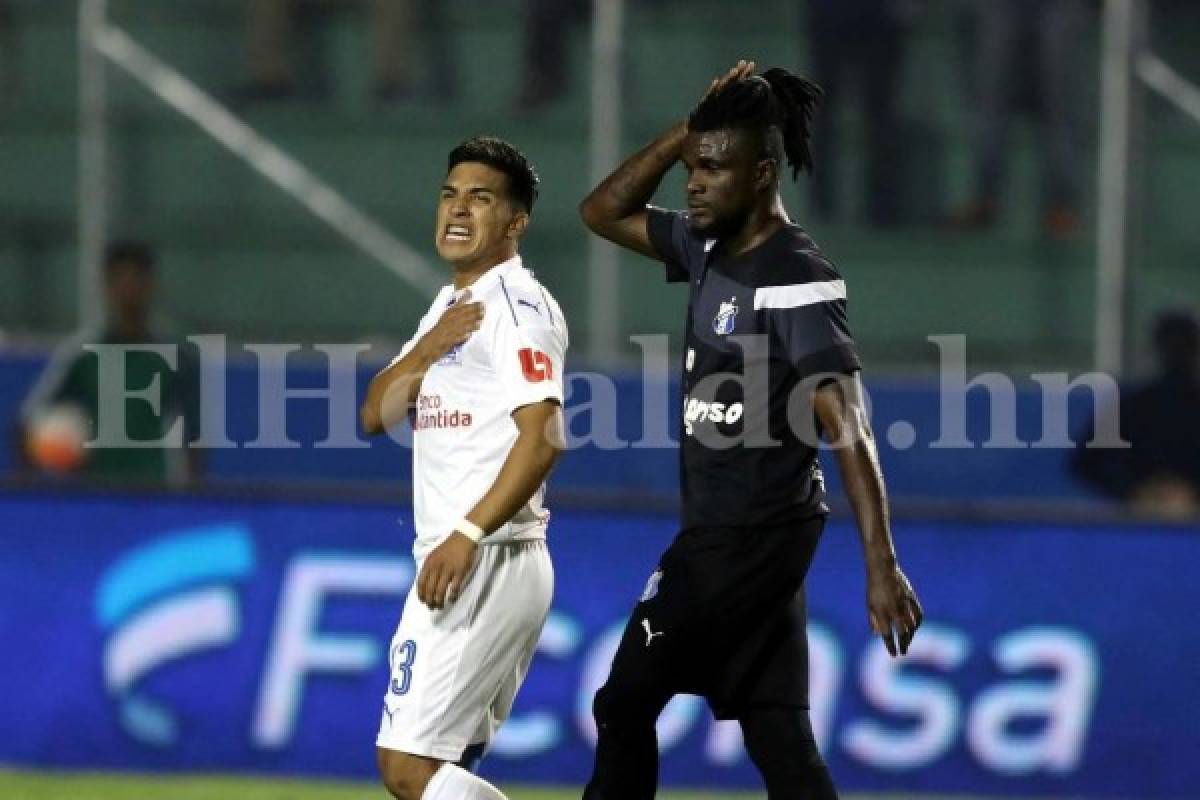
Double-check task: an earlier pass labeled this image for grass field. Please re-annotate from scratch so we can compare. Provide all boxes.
[0,770,1023,800]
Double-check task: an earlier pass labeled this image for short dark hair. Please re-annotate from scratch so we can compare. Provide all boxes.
[447,136,539,213]
[103,240,156,274]
[688,68,823,180]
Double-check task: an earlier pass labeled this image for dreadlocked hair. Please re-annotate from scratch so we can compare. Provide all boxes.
[687,67,822,180]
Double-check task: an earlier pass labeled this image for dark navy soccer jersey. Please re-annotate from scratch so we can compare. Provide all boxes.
[647,207,861,529]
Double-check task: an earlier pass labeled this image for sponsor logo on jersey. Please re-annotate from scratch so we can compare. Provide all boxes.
[518,348,553,383]
[415,393,473,430]
[712,296,739,336]
[681,395,744,436]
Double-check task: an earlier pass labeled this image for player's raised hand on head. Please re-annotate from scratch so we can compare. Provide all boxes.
[703,59,756,102]
[416,531,479,610]
[421,289,484,361]
[867,564,923,657]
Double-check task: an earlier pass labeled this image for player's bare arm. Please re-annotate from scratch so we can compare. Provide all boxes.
[416,399,565,610]
[578,122,685,258]
[814,373,923,657]
[359,292,484,435]
[579,60,756,258]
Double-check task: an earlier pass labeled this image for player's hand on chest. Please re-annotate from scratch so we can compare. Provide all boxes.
[426,302,498,380]
[424,292,485,364]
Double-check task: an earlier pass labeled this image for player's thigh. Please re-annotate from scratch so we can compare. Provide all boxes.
[709,525,822,715]
[376,555,500,760]
[592,616,678,726]
[473,601,549,747]
[468,540,553,680]
[594,554,698,721]
[437,542,554,741]
[485,549,554,724]
[463,541,553,700]
[732,586,811,712]
[383,585,439,701]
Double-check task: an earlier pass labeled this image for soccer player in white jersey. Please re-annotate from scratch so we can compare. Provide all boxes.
[360,136,568,800]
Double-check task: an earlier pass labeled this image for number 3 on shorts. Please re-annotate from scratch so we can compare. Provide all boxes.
[389,639,417,696]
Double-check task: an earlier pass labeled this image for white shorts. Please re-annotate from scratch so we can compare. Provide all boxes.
[376,539,553,761]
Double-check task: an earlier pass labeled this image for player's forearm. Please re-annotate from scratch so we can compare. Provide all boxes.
[814,378,898,571]
[835,435,898,573]
[465,431,563,536]
[360,342,438,436]
[579,121,688,227]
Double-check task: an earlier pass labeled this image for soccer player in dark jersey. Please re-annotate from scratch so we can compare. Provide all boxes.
[577,61,923,799]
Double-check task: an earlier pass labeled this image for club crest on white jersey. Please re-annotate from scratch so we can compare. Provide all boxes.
[437,343,464,366]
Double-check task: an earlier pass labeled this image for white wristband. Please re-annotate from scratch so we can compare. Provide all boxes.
[455,518,485,543]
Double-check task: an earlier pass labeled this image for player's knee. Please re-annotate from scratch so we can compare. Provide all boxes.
[376,748,441,800]
[591,683,625,728]
[592,682,654,731]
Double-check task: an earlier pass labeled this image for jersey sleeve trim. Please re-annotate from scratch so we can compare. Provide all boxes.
[754,279,846,310]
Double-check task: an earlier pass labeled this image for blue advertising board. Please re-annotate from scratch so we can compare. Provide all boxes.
[0,490,1195,796]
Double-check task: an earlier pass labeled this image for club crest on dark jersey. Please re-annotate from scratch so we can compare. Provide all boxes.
[640,568,663,602]
[713,296,739,335]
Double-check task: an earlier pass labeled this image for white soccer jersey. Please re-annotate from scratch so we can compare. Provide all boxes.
[394,255,568,560]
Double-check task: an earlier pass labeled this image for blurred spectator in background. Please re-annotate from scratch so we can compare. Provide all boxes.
[516,0,589,111]
[244,0,456,103]
[13,242,202,487]
[1073,309,1200,520]
[949,0,1086,239]
[806,0,914,227]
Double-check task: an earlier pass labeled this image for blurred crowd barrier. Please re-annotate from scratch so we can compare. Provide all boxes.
[1,1,1198,370]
